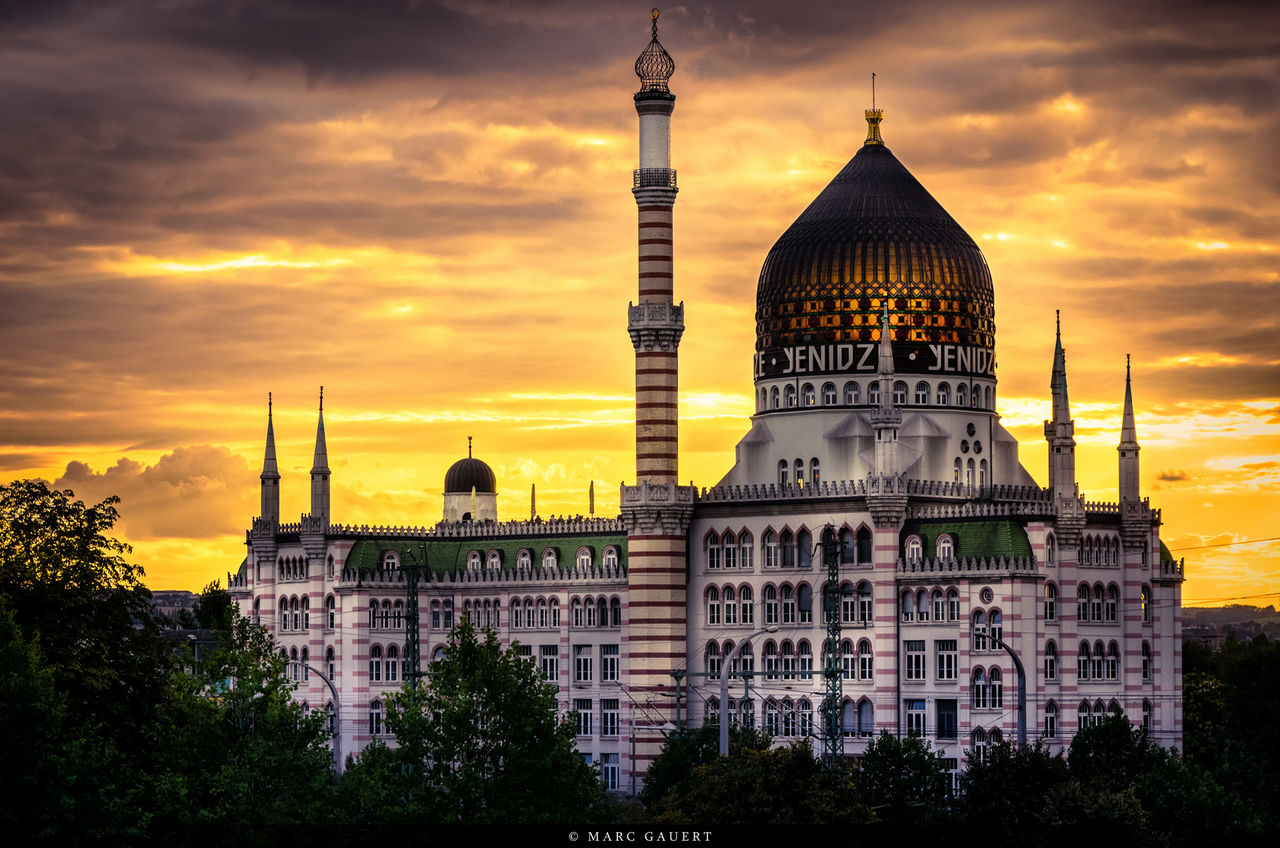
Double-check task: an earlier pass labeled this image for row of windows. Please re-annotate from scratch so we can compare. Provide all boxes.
[710,525,876,569]
[705,638,876,682]
[900,588,964,623]
[1080,535,1120,567]
[705,580,876,627]
[1042,582,1152,623]
[463,546,621,571]
[708,695,877,738]
[758,380,994,412]
[572,644,621,683]
[572,698,621,737]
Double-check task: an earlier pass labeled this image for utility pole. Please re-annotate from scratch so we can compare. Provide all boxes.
[820,526,844,767]
[401,545,426,685]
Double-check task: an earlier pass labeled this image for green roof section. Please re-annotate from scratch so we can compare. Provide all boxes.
[343,532,628,576]
[899,518,1033,560]
[1159,540,1175,564]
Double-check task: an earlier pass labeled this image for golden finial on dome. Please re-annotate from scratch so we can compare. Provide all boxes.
[864,72,884,146]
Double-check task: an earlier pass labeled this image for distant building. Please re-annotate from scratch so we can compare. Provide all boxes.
[229,11,1182,790]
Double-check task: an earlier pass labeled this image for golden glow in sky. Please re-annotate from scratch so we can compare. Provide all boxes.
[1,1,1277,607]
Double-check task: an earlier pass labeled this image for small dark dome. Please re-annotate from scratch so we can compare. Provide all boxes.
[444,457,496,494]
[755,124,995,380]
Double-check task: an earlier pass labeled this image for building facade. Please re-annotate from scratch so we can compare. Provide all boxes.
[229,13,1182,790]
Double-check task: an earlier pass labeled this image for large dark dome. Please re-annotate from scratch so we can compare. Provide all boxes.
[444,457,497,494]
[755,126,995,380]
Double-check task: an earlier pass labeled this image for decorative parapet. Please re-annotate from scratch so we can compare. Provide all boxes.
[696,476,975,506]
[627,301,685,352]
[228,569,249,590]
[428,516,625,539]
[300,514,328,535]
[897,555,1039,578]
[908,501,1055,520]
[989,484,1053,503]
[1157,558,1185,581]
[634,168,677,189]
[1083,500,1121,515]
[336,561,628,589]
[621,480,696,536]
[249,516,276,539]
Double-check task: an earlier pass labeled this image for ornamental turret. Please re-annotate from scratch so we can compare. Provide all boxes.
[309,387,330,526]
[1118,354,1141,505]
[1044,312,1077,500]
[259,392,280,528]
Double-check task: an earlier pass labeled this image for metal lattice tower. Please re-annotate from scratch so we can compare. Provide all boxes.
[820,527,844,767]
[401,545,425,685]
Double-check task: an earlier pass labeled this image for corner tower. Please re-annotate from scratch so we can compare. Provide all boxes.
[620,9,695,786]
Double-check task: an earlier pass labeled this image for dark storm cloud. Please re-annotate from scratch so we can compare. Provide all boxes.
[1157,470,1192,482]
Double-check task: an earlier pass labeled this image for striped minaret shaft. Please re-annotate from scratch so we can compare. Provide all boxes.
[622,10,692,787]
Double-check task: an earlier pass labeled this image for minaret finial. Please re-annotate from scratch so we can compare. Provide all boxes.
[468,435,472,459]
[268,391,272,417]
[319,385,323,413]
[864,74,884,146]
[1126,352,1131,381]
[636,8,675,93]
[1056,309,1061,337]
[651,7,659,36]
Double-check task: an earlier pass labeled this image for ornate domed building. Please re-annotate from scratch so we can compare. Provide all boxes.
[229,11,1182,793]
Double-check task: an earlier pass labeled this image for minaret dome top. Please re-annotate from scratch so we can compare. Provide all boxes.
[635,9,675,96]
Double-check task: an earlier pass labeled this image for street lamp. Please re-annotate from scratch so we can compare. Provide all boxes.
[291,661,343,773]
[977,630,1027,745]
[720,625,779,756]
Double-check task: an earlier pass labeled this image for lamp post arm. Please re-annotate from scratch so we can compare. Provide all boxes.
[293,661,342,773]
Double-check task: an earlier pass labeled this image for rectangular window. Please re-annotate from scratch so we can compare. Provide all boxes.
[540,645,559,683]
[1045,709,1058,739]
[517,644,533,658]
[574,645,592,683]
[741,596,754,625]
[782,595,797,624]
[602,753,620,791]
[936,699,958,740]
[860,595,874,623]
[601,644,619,682]
[905,699,926,737]
[905,640,926,681]
[574,698,592,736]
[936,640,957,681]
[601,699,620,737]
[841,595,857,624]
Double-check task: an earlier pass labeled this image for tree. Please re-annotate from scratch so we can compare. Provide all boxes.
[192,578,234,631]
[0,480,171,747]
[960,741,1070,840]
[641,738,869,826]
[147,611,337,843]
[638,718,772,809]
[340,618,612,827]
[855,732,954,828]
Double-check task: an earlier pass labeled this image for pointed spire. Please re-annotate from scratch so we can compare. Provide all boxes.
[589,480,595,516]
[1050,310,1071,424]
[864,75,884,147]
[468,435,472,459]
[530,483,536,521]
[1120,354,1139,447]
[311,386,329,475]
[260,392,279,481]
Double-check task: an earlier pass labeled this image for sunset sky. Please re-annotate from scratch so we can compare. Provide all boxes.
[1,1,1276,606]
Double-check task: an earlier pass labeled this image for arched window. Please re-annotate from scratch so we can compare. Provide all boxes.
[956,384,967,408]
[1044,641,1058,680]
[868,382,880,404]
[291,597,300,631]
[765,699,781,736]
[542,549,558,569]
[430,600,441,630]
[1044,583,1057,621]
[784,384,797,408]
[857,639,874,681]
[369,645,382,683]
[517,549,532,569]
[1078,701,1092,731]
[763,530,779,568]
[595,597,606,628]
[777,461,789,488]
[781,585,797,624]
[1078,642,1091,680]
[1106,642,1120,680]
[979,459,988,489]
[797,583,813,624]
[841,700,856,737]
[973,611,987,651]
[722,531,737,569]
[379,600,390,630]
[1143,700,1153,735]
[738,531,754,570]
[467,550,482,570]
[386,645,399,683]
[739,586,754,625]
[571,597,583,628]
[1046,534,1056,564]
[1105,585,1119,622]
[947,588,960,621]
[906,536,923,564]
[551,597,561,627]
[289,647,299,682]
[844,381,860,405]
[770,386,780,409]
[839,527,855,564]
[966,458,975,488]
[1141,585,1151,622]
[393,600,404,629]
[989,610,1003,644]
[901,590,915,622]
[704,642,720,680]
[1092,585,1104,622]
[326,595,336,629]
[780,640,797,679]
[326,647,335,682]
[914,381,929,404]
[1045,701,1059,738]
[954,457,962,482]
[603,546,618,568]
[809,458,821,489]
[937,382,951,405]
[859,582,874,622]
[779,529,795,568]
[822,382,837,405]
[892,380,907,404]
[802,383,816,406]
[937,535,954,560]
[487,550,502,570]
[797,529,812,568]
[301,597,310,630]
[576,547,592,569]
[706,587,721,625]
[763,641,779,679]
[972,668,988,709]
[932,589,945,622]
[382,551,399,571]
[985,386,993,409]
[856,526,872,563]
[990,667,1003,709]
[443,599,454,629]
[705,531,722,569]
[611,596,622,627]
[370,699,384,736]
[917,589,929,622]
[1142,641,1152,680]
[798,641,813,677]
[858,699,874,737]
[794,458,804,487]
[764,585,779,624]
[723,586,737,625]
[1077,584,1090,621]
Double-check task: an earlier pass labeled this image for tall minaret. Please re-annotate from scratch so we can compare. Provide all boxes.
[1044,311,1077,499]
[870,305,902,478]
[309,386,330,525]
[620,9,694,790]
[628,8,682,485]
[259,392,280,527]
[1118,354,1141,504]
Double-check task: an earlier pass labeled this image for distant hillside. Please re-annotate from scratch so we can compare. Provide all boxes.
[1183,604,1279,626]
